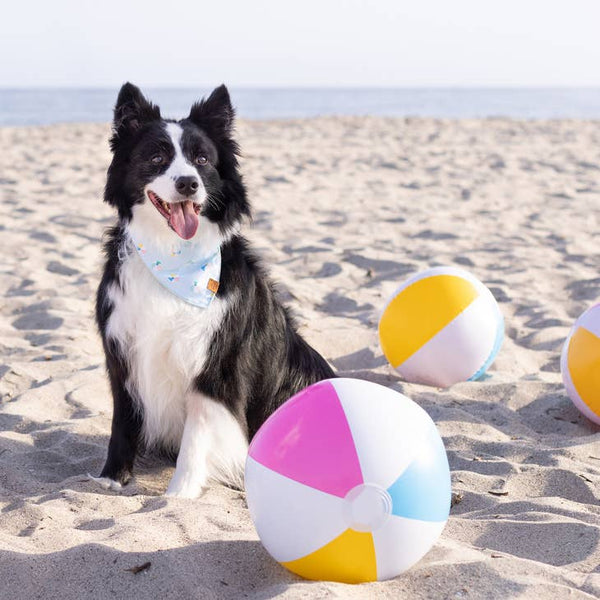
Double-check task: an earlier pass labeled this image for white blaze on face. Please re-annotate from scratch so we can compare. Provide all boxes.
[148,122,207,203]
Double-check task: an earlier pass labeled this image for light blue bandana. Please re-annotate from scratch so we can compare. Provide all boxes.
[131,236,221,308]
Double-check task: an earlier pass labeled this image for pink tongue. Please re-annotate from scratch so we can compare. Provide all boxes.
[169,200,199,240]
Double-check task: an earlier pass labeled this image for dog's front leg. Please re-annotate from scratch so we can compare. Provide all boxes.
[92,352,142,490]
[165,397,209,498]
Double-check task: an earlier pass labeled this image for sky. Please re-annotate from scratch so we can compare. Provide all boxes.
[2,0,600,88]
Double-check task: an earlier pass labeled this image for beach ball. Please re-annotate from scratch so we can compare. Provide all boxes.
[245,378,451,583]
[379,266,504,388]
[561,304,600,425]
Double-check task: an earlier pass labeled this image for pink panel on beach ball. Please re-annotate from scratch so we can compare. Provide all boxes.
[248,380,363,498]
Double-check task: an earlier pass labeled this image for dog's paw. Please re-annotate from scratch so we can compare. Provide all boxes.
[165,478,205,499]
[87,473,124,491]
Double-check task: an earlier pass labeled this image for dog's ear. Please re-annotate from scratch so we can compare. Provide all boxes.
[112,82,160,138]
[188,84,234,139]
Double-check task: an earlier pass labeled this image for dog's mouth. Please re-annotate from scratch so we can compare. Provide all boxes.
[147,190,200,240]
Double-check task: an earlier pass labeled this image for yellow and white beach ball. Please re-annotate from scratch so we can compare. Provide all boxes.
[561,304,600,425]
[379,266,504,388]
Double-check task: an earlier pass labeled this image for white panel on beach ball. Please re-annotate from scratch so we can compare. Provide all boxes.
[378,266,504,388]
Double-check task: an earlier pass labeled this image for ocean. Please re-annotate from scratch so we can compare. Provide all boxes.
[1,87,600,126]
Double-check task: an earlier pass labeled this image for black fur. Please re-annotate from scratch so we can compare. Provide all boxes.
[97,83,334,485]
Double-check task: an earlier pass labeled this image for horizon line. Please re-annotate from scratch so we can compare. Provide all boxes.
[2,84,600,91]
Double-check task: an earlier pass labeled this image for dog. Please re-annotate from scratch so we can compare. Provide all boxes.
[93,83,334,498]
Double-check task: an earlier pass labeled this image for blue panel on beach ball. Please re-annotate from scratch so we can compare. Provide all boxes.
[387,427,451,523]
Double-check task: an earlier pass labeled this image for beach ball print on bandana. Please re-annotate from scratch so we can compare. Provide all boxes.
[132,237,221,308]
[245,378,451,583]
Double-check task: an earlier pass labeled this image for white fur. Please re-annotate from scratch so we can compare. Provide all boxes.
[166,394,248,498]
[87,474,123,491]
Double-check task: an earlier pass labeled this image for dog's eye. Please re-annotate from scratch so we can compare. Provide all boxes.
[194,156,208,166]
[151,155,164,164]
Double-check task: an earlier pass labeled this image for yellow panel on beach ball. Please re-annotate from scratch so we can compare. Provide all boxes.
[561,304,600,425]
[378,267,504,388]
[281,528,377,583]
[379,274,478,367]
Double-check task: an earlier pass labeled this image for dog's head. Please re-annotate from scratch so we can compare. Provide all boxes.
[105,83,249,245]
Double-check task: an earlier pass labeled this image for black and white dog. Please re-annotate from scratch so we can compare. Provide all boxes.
[94,83,334,498]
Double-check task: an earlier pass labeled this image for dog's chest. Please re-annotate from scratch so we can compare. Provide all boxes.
[105,254,229,446]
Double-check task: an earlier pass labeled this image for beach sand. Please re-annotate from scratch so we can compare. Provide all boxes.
[1,117,599,599]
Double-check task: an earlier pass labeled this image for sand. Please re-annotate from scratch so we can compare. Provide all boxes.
[0,117,599,599]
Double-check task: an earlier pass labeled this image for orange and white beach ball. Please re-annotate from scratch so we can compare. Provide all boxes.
[379,266,504,388]
[561,304,600,425]
[245,378,451,583]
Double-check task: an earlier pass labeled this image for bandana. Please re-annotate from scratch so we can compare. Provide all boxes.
[131,234,221,308]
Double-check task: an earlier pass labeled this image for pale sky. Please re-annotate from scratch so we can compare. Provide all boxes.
[2,0,600,88]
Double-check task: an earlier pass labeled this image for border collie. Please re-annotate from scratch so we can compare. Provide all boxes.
[93,83,334,498]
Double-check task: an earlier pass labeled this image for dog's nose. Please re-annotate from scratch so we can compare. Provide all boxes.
[175,176,200,196]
